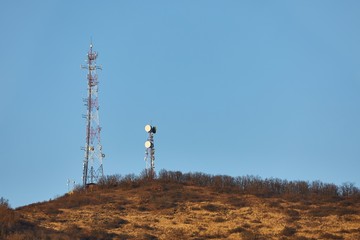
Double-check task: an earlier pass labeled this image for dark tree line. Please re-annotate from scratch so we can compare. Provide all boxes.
[98,169,360,200]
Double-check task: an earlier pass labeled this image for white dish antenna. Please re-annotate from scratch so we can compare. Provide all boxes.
[145,140,153,148]
[145,124,152,133]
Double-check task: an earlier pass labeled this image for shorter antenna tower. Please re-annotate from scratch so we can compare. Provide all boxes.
[144,124,157,177]
[67,179,76,193]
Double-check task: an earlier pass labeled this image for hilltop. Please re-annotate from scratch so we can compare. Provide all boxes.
[1,170,360,240]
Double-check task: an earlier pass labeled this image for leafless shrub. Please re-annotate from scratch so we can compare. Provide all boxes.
[202,204,224,212]
[0,197,10,208]
[43,204,62,215]
[104,218,129,229]
[227,196,248,208]
[214,217,227,222]
[0,200,20,238]
[134,223,155,231]
[183,190,205,202]
[251,219,262,224]
[268,200,282,208]
[340,182,359,197]
[137,206,148,211]
[229,228,267,240]
[151,194,177,210]
[336,207,358,216]
[293,237,316,240]
[191,206,201,210]
[117,205,126,211]
[143,233,158,240]
[65,224,82,237]
[184,219,192,224]
[139,169,157,181]
[320,233,344,240]
[242,223,251,228]
[309,205,357,217]
[86,228,117,240]
[281,226,297,236]
[242,232,266,240]
[338,229,350,234]
[229,226,246,234]
[202,231,228,239]
[98,174,123,188]
[116,233,134,240]
[167,228,187,239]
[286,209,300,221]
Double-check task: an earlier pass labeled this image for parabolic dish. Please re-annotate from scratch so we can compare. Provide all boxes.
[145,141,152,148]
[145,124,152,133]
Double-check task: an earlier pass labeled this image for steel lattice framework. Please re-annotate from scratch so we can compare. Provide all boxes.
[144,125,156,177]
[81,43,104,186]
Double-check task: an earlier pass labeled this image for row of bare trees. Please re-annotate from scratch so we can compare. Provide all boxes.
[157,170,359,198]
[97,169,359,199]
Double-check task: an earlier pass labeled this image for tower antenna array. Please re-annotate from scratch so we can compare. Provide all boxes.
[81,43,105,186]
[144,124,157,178]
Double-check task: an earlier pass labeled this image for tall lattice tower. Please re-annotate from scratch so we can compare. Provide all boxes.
[81,43,105,186]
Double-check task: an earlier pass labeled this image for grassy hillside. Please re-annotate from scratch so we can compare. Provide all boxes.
[1,170,360,240]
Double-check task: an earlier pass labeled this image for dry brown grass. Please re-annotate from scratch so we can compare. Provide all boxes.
[2,172,359,239]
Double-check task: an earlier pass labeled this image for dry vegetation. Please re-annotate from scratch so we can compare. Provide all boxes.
[1,170,360,239]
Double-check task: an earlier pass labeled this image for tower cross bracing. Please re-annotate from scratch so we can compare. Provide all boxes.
[81,43,105,186]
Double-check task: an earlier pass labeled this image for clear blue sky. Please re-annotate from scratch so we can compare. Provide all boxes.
[1,1,360,208]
